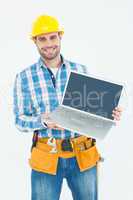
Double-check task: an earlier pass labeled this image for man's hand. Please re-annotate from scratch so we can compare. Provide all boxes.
[112,107,122,121]
[46,121,65,130]
[41,113,64,130]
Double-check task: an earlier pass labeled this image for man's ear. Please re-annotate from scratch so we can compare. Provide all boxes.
[32,37,37,44]
[58,32,63,40]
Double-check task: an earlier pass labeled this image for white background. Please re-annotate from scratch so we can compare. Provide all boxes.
[0,0,133,199]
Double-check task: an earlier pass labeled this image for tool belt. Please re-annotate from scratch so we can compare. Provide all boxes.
[29,133,100,175]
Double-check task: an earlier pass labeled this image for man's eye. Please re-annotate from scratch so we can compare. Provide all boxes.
[38,37,46,42]
[50,36,57,40]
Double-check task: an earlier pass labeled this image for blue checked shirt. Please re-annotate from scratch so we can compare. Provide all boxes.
[13,56,88,139]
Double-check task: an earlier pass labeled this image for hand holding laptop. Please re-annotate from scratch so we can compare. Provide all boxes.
[112,107,122,121]
[49,71,124,139]
[41,112,65,130]
[41,107,122,132]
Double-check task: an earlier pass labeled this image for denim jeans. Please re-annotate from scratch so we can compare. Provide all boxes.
[31,157,97,200]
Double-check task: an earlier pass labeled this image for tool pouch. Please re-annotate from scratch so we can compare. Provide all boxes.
[29,143,58,175]
[74,138,100,172]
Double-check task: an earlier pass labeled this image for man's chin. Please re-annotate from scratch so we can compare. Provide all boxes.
[42,53,59,61]
[43,56,56,60]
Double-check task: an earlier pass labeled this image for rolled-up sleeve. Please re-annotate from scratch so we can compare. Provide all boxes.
[13,73,46,132]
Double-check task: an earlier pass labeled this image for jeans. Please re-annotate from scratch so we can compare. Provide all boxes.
[31,157,97,200]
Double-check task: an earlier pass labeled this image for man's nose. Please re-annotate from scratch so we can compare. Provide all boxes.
[45,39,53,47]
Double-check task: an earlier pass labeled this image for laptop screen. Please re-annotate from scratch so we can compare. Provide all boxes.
[62,72,123,120]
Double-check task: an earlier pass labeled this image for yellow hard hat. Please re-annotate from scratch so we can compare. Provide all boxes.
[31,15,64,38]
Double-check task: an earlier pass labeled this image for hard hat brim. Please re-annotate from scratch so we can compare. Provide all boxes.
[30,29,64,40]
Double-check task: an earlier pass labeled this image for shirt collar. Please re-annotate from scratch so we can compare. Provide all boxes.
[37,54,67,70]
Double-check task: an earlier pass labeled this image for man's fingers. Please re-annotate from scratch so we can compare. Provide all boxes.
[114,107,122,112]
[54,125,64,130]
[112,113,121,120]
[112,111,122,117]
[112,107,122,119]
[47,122,64,130]
[42,113,65,130]
[113,116,120,121]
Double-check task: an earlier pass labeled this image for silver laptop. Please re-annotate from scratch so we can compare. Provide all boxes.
[49,71,123,140]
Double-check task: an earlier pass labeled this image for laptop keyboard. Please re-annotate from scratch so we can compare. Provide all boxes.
[50,106,113,138]
[52,106,106,127]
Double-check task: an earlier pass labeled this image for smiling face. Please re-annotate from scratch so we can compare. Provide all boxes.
[33,32,62,61]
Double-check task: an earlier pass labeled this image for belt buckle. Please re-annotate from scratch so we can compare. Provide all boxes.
[61,139,73,152]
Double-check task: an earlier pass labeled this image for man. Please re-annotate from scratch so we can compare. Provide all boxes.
[13,15,122,200]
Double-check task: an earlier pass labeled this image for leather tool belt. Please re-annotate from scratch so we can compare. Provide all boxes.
[29,135,100,175]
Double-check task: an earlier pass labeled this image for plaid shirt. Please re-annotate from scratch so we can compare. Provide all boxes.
[13,56,88,139]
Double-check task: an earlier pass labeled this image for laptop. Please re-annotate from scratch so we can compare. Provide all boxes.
[49,71,124,140]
